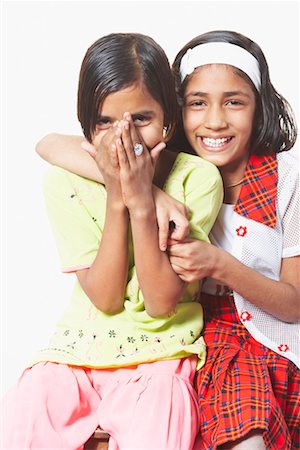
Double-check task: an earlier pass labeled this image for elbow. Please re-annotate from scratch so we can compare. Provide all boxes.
[143,283,185,317]
[283,291,300,323]
[144,298,177,318]
[146,308,172,318]
[36,133,59,160]
[285,307,300,323]
[97,303,124,315]
[91,296,124,315]
[90,292,124,315]
[279,300,300,323]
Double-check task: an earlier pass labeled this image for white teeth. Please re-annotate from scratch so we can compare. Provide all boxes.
[202,137,230,147]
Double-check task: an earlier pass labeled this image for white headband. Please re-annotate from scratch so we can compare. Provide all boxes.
[180,42,261,90]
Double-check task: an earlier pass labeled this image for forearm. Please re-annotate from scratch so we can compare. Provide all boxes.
[36,133,104,183]
[213,250,300,322]
[130,202,186,317]
[78,199,129,314]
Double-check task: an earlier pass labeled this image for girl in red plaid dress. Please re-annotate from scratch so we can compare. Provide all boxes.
[36,31,299,449]
[168,31,299,449]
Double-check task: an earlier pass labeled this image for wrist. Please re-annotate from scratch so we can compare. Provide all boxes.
[129,203,156,221]
[210,248,233,282]
[106,193,127,213]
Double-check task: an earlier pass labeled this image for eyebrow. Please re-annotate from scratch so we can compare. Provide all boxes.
[185,90,251,98]
[131,110,155,117]
[97,110,155,120]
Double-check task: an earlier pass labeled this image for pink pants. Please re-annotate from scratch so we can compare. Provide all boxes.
[1,358,199,450]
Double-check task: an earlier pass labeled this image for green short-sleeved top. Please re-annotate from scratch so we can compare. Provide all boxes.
[32,152,223,369]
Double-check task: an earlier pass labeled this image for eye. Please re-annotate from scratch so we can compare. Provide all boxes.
[226,99,244,107]
[132,114,151,126]
[185,99,206,109]
[96,117,112,130]
[192,100,206,107]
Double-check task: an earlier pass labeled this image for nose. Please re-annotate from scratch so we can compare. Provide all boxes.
[203,105,227,131]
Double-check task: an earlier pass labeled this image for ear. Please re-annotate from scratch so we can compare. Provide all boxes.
[162,124,174,143]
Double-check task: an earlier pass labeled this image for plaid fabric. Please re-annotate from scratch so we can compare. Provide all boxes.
[234,154,278,228]
[194,293,300,450]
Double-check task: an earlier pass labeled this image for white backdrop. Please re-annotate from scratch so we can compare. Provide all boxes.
[2,0,299,395]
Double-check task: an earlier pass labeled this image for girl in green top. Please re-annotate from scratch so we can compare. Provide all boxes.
[2,33,223,449]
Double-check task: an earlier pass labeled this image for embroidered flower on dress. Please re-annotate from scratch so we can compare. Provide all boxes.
[127,336,136,343]
[278,344,289,352]
[108,330,116,338]
[236,226,247,237]
[240,311,252,321]
[116,344,125,358]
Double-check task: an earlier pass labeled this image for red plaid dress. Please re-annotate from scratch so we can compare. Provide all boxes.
[194,154,300,449]
[194,293,300,450]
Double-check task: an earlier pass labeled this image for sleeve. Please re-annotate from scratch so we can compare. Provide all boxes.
[164,153,224,242]
[43,167,105,272]
[184,157,224,241]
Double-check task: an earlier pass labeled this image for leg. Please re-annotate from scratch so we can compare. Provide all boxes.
[96,358,198,450]
[1,362,100,449]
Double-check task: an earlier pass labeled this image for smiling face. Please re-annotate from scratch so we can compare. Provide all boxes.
[182,64,256,176]
[93,82,165,150]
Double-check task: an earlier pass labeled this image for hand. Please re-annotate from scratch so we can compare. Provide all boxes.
[86,125,124,206]
[168,239,218,283]
[116,114,164,212]
[152,186,190,251]
[93,125,120,181]
[81,136,166,171]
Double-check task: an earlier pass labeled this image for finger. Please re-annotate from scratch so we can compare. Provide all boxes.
[113,121,122,138]
[120,116,136,166]
[168,253,186,266]
[167,243,185,257]
[124,113,147,160]
[157,213,170,251]
[81,141,97,157]
[169,261,185,276]
[169,218,190,241]
[150,142,166,166]
[110,143,119,169]
[177,273,190,283]
[115,137,129,169]
[167,238,181,246]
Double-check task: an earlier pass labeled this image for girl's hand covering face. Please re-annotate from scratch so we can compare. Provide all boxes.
[84,118,190,247]
[89,124,123,199]
[115,114,162,211]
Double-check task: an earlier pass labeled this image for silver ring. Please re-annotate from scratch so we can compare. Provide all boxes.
[133,143,143,156]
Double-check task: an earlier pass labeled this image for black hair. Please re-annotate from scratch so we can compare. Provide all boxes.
[170,30,297,155]
[77,33,178,142]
